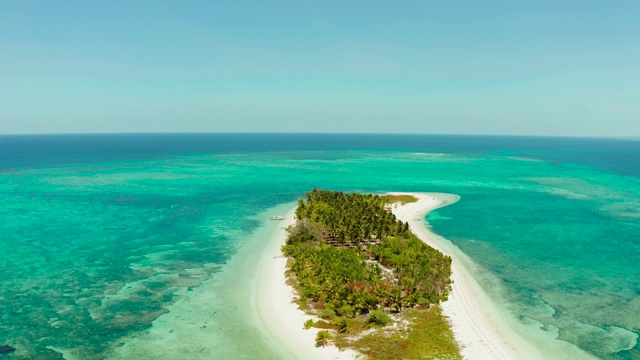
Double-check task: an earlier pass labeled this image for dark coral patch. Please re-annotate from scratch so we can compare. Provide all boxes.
[0,345,16,355]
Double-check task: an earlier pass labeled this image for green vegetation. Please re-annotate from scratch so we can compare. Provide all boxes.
[283,189,458,358]
[383,194,419,205]
[293,189,410,246]
[304,319,314,329]
[349,307,461,360]
[367,308,391,326]
[315,330,333,348]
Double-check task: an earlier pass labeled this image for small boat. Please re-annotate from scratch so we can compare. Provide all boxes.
[271,216,285,220]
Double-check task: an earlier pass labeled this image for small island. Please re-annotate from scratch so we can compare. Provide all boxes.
[282,189,461,359]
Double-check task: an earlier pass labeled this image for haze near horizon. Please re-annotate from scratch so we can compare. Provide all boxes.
[1,1,638,136]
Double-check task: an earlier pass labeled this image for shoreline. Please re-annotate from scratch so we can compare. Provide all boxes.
[34,193,597,360]
[257,192,595,360]
[93,202,301,360]
[390,192,595,360]
[390,192,530,359]
[255,193,520,360]
[254,207,360,359]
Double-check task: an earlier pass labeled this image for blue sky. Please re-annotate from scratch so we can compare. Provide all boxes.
[1,1,638,136]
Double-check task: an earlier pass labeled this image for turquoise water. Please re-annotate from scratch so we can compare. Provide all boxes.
[1,136,639,359]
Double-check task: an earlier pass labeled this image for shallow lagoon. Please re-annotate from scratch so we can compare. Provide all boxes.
[0,135,638,359]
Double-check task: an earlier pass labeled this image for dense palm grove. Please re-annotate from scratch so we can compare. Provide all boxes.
[294,189,410,245]
[283,189,453,325]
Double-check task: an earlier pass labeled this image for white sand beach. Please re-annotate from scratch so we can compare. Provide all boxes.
[258,192,596,360]
[254,208,361,360]
[390,193,533,360]
[100,194,595,360]
[390,192,595,360]
[256,193,532,360]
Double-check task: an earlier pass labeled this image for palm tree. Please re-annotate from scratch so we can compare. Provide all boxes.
[315,330,333,347]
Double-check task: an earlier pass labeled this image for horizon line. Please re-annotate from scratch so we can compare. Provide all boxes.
[0,131,637,141]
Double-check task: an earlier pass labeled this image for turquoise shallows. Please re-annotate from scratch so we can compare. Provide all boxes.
[0,148,638,359]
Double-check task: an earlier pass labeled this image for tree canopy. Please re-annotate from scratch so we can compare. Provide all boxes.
[283,189,452,318]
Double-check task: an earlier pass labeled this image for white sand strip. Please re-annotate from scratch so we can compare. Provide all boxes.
[390,192,595,360]
[254,208,360,360]
[256,192,595,360]
[390,192,529,359]
[258,194,536,360]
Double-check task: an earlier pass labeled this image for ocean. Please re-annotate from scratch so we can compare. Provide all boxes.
[0,134,638,359]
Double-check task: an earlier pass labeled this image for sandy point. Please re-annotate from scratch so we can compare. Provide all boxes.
[256,192,595,360]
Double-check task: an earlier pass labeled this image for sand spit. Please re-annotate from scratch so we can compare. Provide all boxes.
[390,192,595,360]
[98,194,594,360]
[254,208,360,360]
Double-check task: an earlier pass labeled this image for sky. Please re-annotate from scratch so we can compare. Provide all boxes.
[0,1,639,136]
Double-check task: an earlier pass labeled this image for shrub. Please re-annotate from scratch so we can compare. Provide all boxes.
[285,218,324,245]
[367,308,391,326]
[335,318,348,333]
[320,307,336,320]
[313,320,334,329]
[304,319,314,330]
[315,330,333,347]
[338,304,356,317]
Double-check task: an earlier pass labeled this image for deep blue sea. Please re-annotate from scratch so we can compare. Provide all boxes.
[0,134,638,359]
